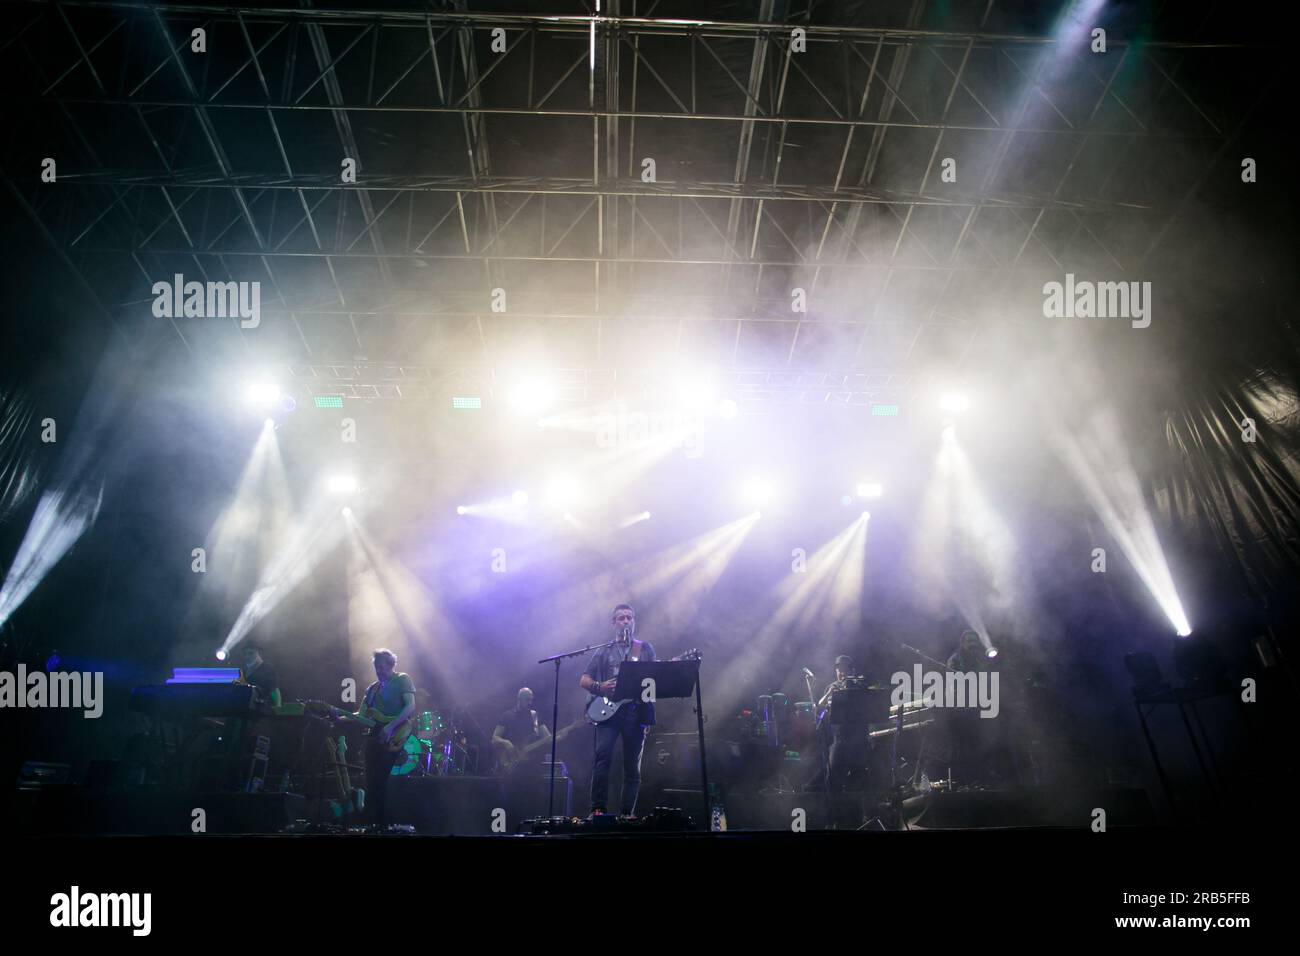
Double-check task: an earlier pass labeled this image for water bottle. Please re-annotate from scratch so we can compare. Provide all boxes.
[709,783,727,832]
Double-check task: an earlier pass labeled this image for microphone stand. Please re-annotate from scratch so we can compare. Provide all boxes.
[538,640,618,819]
[802,671,828,798]
[901,644,953,673]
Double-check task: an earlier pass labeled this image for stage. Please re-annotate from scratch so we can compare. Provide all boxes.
[0,0,1294,940]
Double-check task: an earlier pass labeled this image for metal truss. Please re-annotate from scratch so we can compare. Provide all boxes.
[288,360,911,408]
[0,0,1272,403]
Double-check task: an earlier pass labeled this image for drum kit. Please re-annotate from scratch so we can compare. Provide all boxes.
[390,706,475,777]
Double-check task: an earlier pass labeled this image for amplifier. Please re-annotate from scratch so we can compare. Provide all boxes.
[643,732,745,787]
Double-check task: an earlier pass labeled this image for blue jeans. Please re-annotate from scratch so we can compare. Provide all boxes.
[590,710,648,814]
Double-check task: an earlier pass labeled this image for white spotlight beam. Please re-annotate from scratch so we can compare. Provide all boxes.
[1053,411,1191,636]
[0,485,104,627]
[716,514,869,694]
[219,495,350,653]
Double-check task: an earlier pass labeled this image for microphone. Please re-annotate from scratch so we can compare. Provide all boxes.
[802,667,816,680]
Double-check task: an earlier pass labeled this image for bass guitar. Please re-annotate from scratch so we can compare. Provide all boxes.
[586,649,701,723]
[492,719,584,774]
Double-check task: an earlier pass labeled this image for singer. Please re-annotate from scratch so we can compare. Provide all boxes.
[580,603,657,817]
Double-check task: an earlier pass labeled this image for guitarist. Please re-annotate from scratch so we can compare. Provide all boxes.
[491,687,551,772]
[579,603,656,818]
[360,648,417,827]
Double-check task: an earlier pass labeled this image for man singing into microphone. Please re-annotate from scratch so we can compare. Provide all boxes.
[580,603,656,818]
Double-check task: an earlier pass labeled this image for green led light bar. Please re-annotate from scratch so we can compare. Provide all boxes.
[314,395,344,408]
[871,404,900,416]
[452,396,482,409]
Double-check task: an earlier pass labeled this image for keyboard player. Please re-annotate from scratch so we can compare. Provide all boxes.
[240,642,281,708]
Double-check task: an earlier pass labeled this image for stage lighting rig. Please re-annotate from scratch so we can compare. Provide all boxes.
[327,475,358,495]
[507,378,557,415]
[544,475,581,510]
[741,478,775,505]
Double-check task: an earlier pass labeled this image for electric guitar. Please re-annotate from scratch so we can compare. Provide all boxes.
[586,649,701,723]
[327,704,416,752]
[492,719,584,774]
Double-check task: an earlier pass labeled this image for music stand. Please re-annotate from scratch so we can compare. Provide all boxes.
[612,660,709,831]
[829,685,889,726]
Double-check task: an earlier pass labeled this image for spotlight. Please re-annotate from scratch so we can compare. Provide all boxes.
[939,393,970,413]
[986,647,998,659]
[511,490,529,507]
[456,505,467,516]
[327,475,358,494]
[341,506,352,517]
[861,511,871,520]
[840,495,853,507]
[1176,625,1192,638]
[718,398,739,420]
[856,482,883,498]
[215,649,227,661]
[545,475,581,509]
[508,378,557,414]
[741,477,774,505]
[247,383,281,407]
[618,510,652,528]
